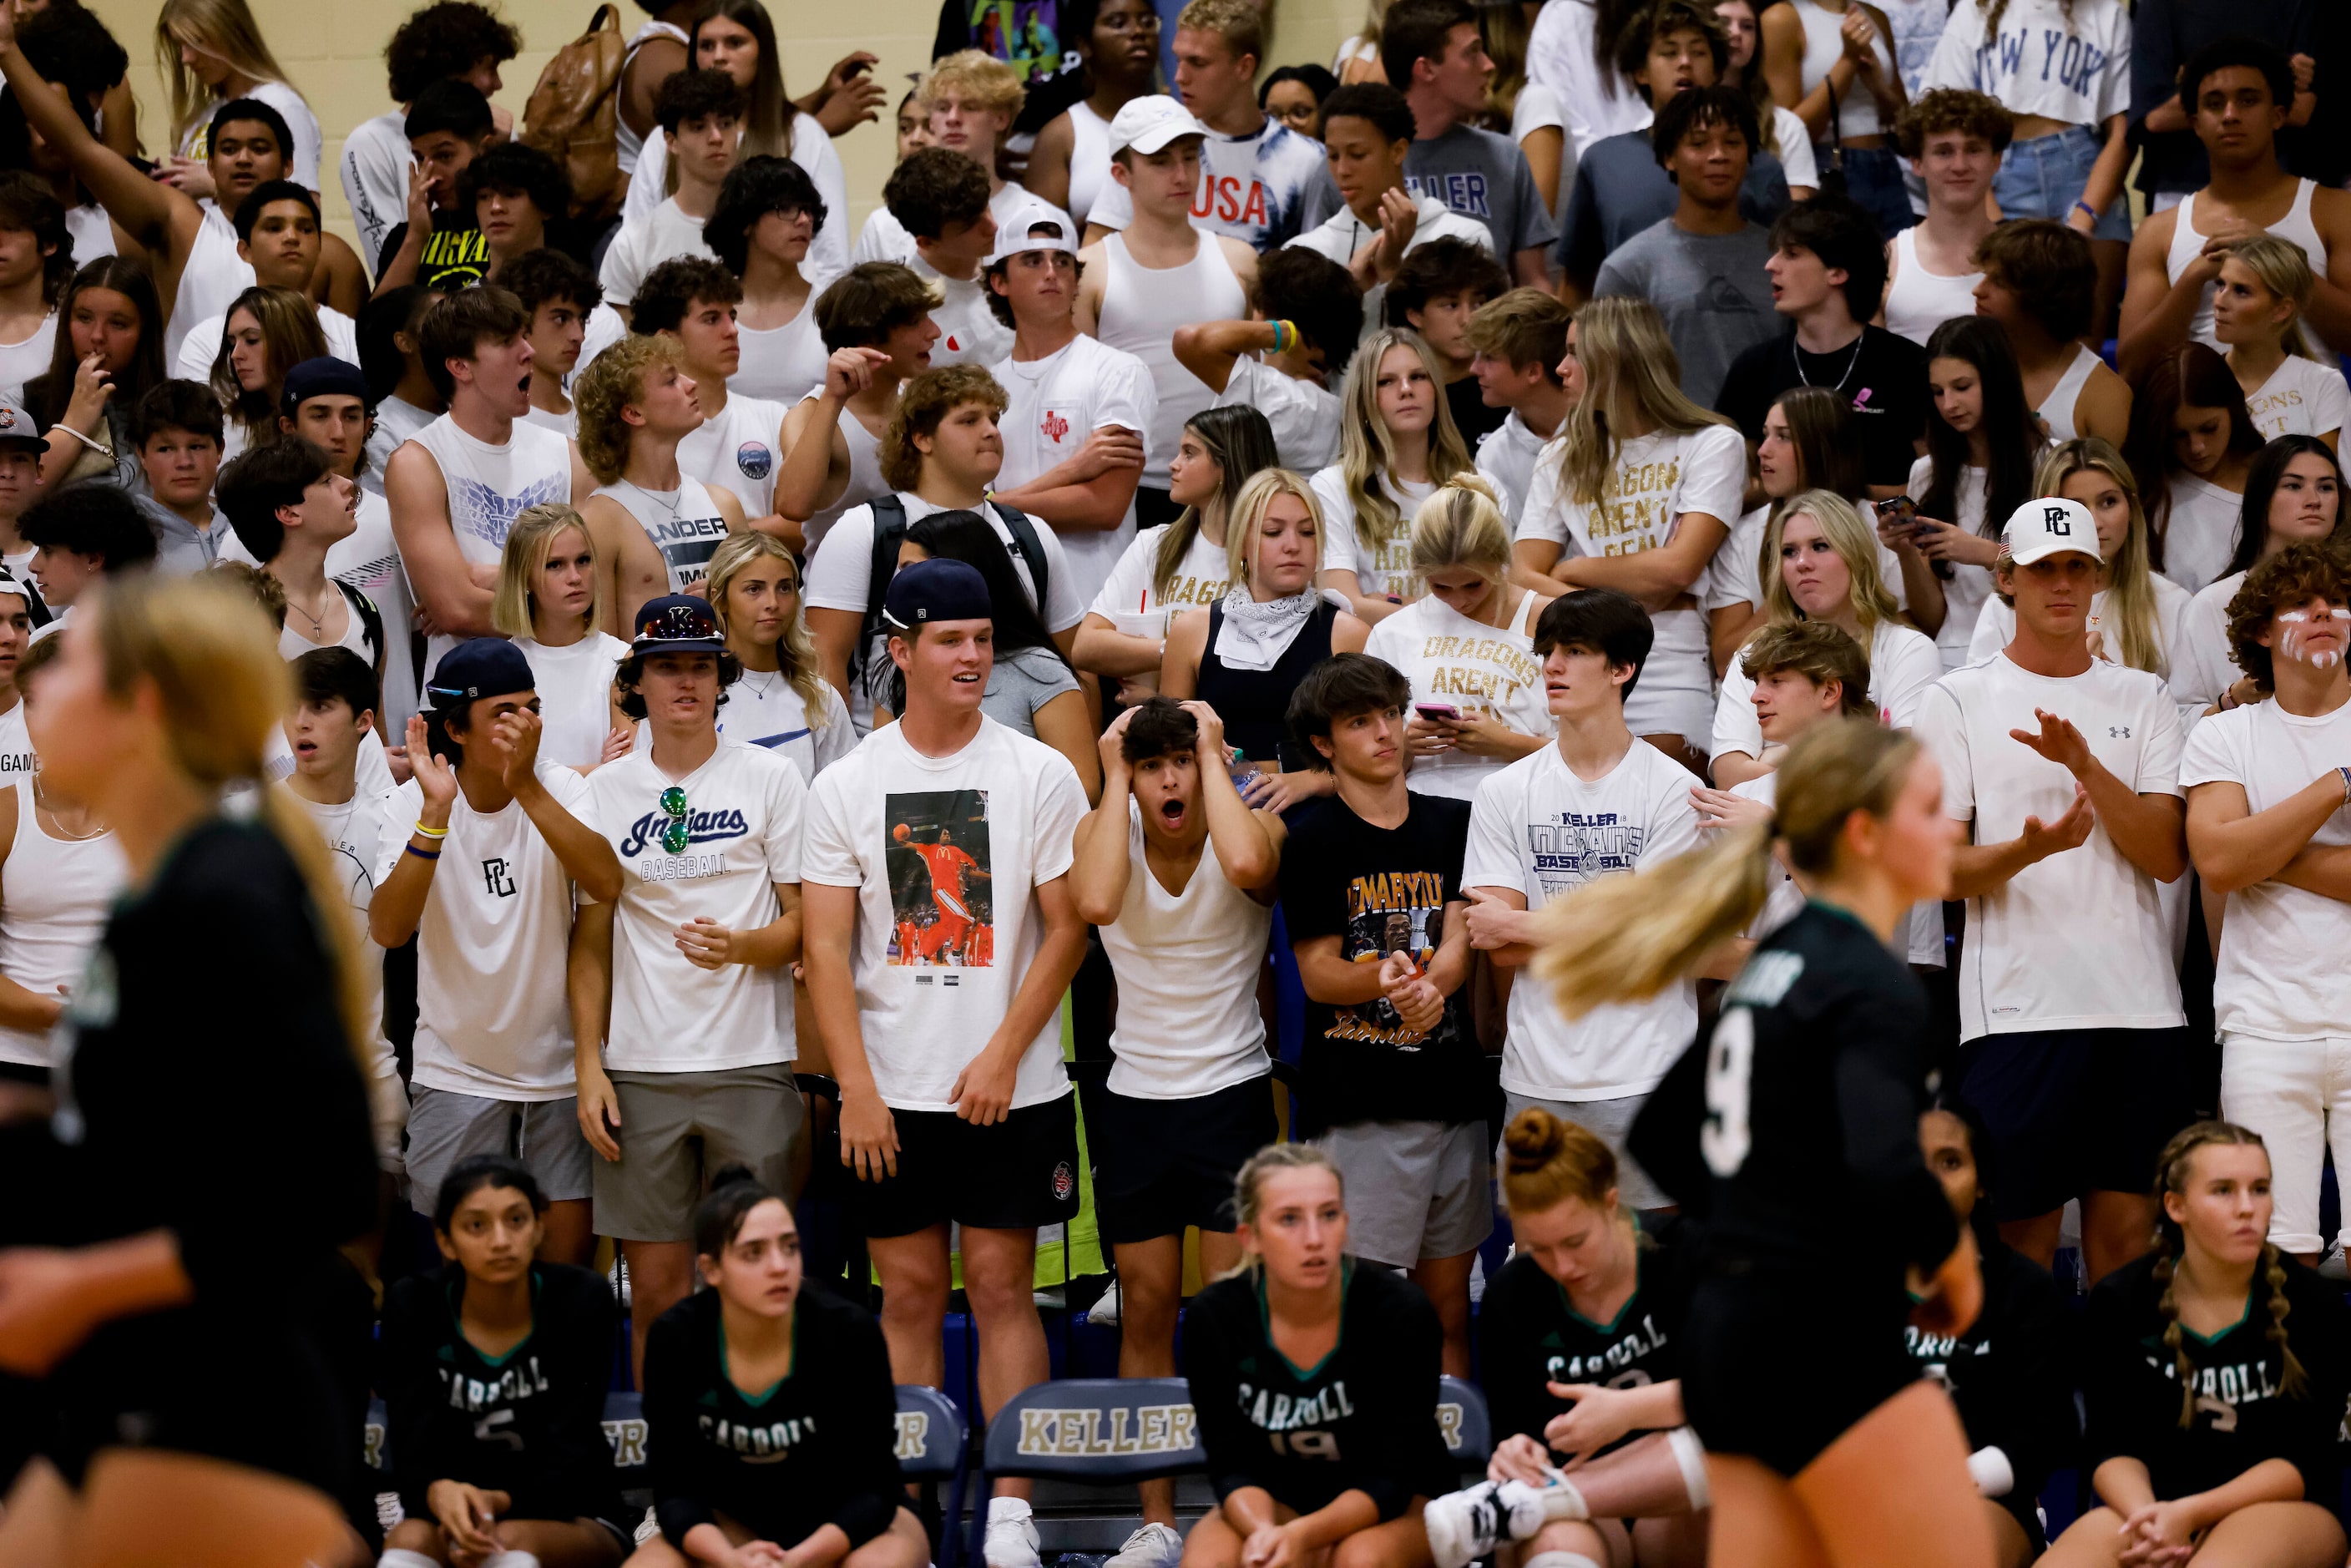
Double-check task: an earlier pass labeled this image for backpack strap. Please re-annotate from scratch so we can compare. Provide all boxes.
[992,501,1052,620]
[336,579,387,678]
[852,493,911,685]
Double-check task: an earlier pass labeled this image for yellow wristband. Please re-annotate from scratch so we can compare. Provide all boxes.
[413,821,450,839]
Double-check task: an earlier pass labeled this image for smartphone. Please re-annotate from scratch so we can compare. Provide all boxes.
[1414,702,1463,722]
[1874,495,1918,529]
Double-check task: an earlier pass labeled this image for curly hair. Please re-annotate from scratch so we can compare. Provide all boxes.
[881,367,1008,491]
[384,1,520,105]
[2227,540,2350,695]
[572,333,684,485]
[705,156,827,276]
[1894,87,2014,159]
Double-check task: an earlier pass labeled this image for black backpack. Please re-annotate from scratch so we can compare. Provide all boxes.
[852,494,1052,687]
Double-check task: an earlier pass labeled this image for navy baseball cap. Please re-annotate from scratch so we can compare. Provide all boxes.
[0,391,43,453]
[632,594,727,655]
[426,638,536,709]
[281,357,371,415]
[884,557,991,631]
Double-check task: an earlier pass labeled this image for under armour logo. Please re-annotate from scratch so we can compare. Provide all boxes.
[1041,410,1069,443]
[2108,726,2131,739]
[483,857,518,897]
[2044,506,2072,534]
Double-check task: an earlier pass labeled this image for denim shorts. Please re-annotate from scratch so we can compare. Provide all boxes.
[1995,124,2131,243]
[1818,143,1916,239]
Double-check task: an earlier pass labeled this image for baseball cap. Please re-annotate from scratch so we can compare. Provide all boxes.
[2000,498,2101,566]
[0,391,43,453]
[426,638,536,709]
[1109,94,1211,156]
[631,594,728,656]
[0,564,50,627]
[985,198,1079,267]
[883,557,992,631]
[281,357,372,415]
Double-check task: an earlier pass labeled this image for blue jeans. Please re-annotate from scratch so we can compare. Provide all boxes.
[1995,124,2131,242]
[1818,142,1916,239]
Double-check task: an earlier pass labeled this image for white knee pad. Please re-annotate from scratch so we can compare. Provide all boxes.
[1966,1445,2015,1500]
[376,1552,440,1568]
[481,1554,543,1568]
[1524,1551,1602,1568]
[1666,1425,1711,1511]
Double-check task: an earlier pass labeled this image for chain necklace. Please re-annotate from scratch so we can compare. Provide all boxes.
[1794,333,1867,397]
[617,479,685,520]
[286,582,333,639]
[31,776,107,842]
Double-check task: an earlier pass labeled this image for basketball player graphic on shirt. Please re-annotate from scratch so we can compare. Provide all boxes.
[1330,871,1450,1048]
[884,790,994,967]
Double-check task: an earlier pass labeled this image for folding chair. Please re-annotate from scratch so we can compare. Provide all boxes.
[1438,1375,1493,1475]
[967,1378,1206,1565]
[897,1384,973,1568]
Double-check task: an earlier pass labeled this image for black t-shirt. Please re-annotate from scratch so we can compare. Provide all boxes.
[1903,1236,2076,1523]
[1277,792,1488,1133]
[377,210,492,290]
[379,1263,626,1525]
[1446,375,1506,447]
[1714,326,1929,490]
[2082,1249,2351,1503]
[1479,1222,1691,1460]
[1630,902,1956,1286]
[1185,1262,1455,1517]
[644,1284,905,1551]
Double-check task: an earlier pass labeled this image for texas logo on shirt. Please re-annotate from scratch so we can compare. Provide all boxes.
[1041,409,1070,444]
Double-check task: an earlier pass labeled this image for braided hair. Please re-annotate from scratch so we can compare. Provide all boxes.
[2148,1120,2307,1429]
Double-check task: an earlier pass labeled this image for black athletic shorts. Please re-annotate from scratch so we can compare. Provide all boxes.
[1680,1268,1919,1477]
[850,1093,1084,1238]
[1090,1075,1276,1244]
[1954,1026,2192,1222]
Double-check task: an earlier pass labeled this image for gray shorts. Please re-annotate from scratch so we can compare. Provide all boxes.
[592,1065,806,1242]
[1501,1089,1666,1210]
[406,1086,595,1218]
[1317,1119,1494,1267]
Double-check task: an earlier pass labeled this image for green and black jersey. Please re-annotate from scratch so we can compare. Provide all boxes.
[1479,1222,1690,1460]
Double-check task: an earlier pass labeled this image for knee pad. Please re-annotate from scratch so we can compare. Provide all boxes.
[1524,1551,1602,1568]
[1666,1424,1712,1511]
[376,1553,441,1568]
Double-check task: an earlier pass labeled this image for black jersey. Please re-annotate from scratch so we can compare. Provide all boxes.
[1184,1261,1455,1518]
[1903,1236,2076,1529]
[379,1263,626,1526]
[1478,1225,1690,1460]
[644,1284,905,1551]
[1629,902,1957,1286]
[2082,1251,2351,1503]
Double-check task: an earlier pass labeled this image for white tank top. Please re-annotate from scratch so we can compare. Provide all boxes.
[2036,344,2101,443]
[596,476,731,592]
[797,396,887,559]
[1794,0,1894,141]
[1096,231,1246,490]
[1065,100,1113,230]
[2169,180,2328,350]
[733,299,827,405]
[1098,804,1275,1099]
[617,20,691,175]
[0,781,127,1069]
[1882,226,1982,347]
[406,413,574,671]
[164,202,255,369]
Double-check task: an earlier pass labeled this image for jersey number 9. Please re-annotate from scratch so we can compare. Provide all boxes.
[1701,1007,1754,1177]
[1270,1429,1342,1459]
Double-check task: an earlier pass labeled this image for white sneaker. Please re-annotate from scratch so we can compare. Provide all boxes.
[1089,1279,1123,1326]
[1423,1481,1510,1568]
[1105,1522,1181,1568]
[983,1499,1044,1568]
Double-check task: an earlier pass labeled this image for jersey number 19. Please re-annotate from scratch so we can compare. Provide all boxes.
[1701,1007,1754,1177]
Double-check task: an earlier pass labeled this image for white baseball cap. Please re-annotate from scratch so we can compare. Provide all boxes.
[985,198,1079,266]
[1109,94,1211,156]
[2000,497,2102,566]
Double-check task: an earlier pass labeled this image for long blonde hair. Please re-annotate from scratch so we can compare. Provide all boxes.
[1225,468,1327,590]
[1553,296,1734,507]
[493,503,604,640]
[94,574,369,1069]
[705,530,833,731]
[1410,475,1514,582]
[1539,718,1917,1015]
[1337,327,1473,558]
[2225,234,2320,362]
[157,0,295,158]
[2034,440,2169,678]
[1760,491,1904,642]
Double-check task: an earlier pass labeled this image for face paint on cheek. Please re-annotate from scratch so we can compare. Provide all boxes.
[2277,607,2351,669]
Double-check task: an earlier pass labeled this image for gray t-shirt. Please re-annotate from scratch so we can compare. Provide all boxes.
[1591,218,1778,407]
[982,645,1082,737]
[1555,129,1792,288]
[1404,124,1559,263]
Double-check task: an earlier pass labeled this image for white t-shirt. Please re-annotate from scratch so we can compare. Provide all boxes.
[515,633,629,770]
[179,78,321,192]
[1924,0,2131,129]
[855,181,1069,271]
[1907,454,1997,670]
[714,666,857,785]
[585,738,806,1072]
[990,333,1159,610]
[1215,357,1341,475]
[2243,356,2351,442]
[339,110,408,268]
[2171,569,2245,730]
[1729,773,1805,939]
[173,304,357,383]
[1087,522,1233,625]
[1519,425,1747,734]
[1527,0,1653,154]
[629,117,851,288]
[2161,474,2244,597]
[1084,119,1334,252]
[1915,652,2187,1038]
[676,392,788,518]
[1100,802,1274,1098]
[1476,413,1554,532]
[379,764,592,1100]
[1967,574,2196,687]
[292,786,397,1156]
[1711,619,1944,762]
[1464,738,1702,1099]
[806,495,1085,633]
[220,486,419,734]
[598,196,715,309]
[2181,696,2351,1039]
[1284,191,1495,325]
[1364,588,1555,802]
[922,264,1015,370]
[1313,468,1433,604]
[0,311,55,402]
[801,716,1088,1110]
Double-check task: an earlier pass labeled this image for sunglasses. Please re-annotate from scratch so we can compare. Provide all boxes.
[659,786,690,853]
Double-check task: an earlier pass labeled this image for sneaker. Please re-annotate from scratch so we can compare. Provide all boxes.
[983,1500,1044,1568]
[1423,1481,1509,1568]
[2321,1244,2349,1282]
[1088,1279,1123,1326]
[1499,1470,1587,1530]
[1105,1522,1181,1568]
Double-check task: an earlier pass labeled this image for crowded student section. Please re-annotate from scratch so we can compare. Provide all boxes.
[7,0,2351,1563]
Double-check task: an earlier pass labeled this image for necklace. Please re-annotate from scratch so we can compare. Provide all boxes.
[287,585,332,638]
[737,666,782,698]
[619,479,685,519]
[31,777,106,842]
[1795,333,1867,397]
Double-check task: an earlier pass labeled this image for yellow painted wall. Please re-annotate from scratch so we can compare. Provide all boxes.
[81,0,1357,250]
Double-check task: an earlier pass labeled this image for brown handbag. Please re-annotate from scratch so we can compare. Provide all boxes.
[520,3,629,223]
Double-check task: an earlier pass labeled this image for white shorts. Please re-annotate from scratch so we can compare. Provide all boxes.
[2217,1032,2351,1255]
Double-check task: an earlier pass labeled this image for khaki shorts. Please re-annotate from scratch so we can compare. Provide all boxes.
[592,1064,806,1242]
